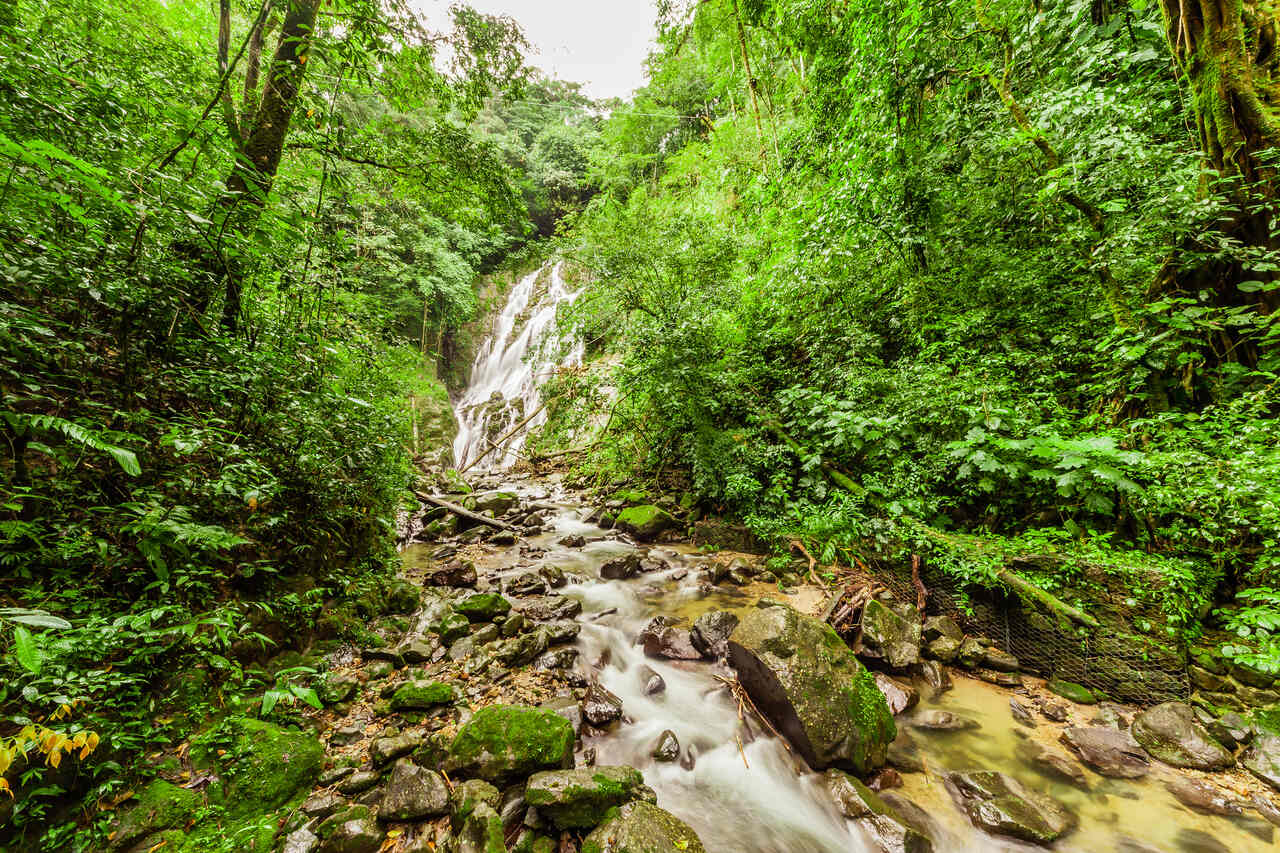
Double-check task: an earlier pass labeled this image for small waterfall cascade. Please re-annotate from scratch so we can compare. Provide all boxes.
[451,261,583,471]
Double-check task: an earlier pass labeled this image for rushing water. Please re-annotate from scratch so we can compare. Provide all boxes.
[451,262,582,471]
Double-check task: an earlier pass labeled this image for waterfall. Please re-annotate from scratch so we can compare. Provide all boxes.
[451,261,583,471]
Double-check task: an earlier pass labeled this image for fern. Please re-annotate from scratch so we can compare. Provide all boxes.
[6,413,141,476]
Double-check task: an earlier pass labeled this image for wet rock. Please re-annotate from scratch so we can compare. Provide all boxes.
[923,616,962,644]
[423,604,471,645]
[728,603,895,773]
[869,767,903,792]
[825,770,933,853]
[544,619,581,644]
[600,553,643,580]
[449,778,500,833]
[887,730,925,773]
[613,505,678,541]
[874,672,919,715]
[534,647,579,671]
[1206,711,1253,747]
[978,668,1022,687]
[505,571,547,596]
[398,640,437,665]
[362,647,405,668]
[1163,777,1244,817]
[448,635,478,662]
[639,665,666,695]
[1009,699,1036,728]
[303,791,347,819]
[638,616,702,660]
[422,559,477,587]
[1091,702,1132,729]
[982,647,1019,672]
[1251,792,1280,827]
[451,801,506,853]
[559,535,586,548]
[1037,698,1070,723]
[947,771,1076,845]
[911,660,952,694]
[444,705,574,782]
[956,637,985,668]
[518,595,583,621]
[390,680,455,711]
[472,491,518,516]
[471,623,500,645]
[525,766,656,829]
[1175,828,1230,853]
[1014,740,1087,787]
[1243,733,1280,792]
[381,759,449,821]
[860,599,922,670]
[909,709,979,732]
[1059,726,1150,778]
[316,804,385,853]
[454,592,512,622]
[583,681,624,726]
[501,612,527,637]
[282,826,319,853]
[318,671,361,706]
[492,629,551,668]
[924,635,961,663]
[1047,677,1097,704]
[539,564,566,588]
[690,610,739,659]
[1132,702,1233,770]
[321,766,357,787]
[582,800,706,853]
[652,730,680,762]
[338,770,381,796]
[370,732,423,766]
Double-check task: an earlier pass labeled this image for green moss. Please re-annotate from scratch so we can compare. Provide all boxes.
[612,504,677,540]
[390,680,456,710]
[1048,678,1098,704]
[455,592,512,621]
[110,780,203,850]
[613,488,649,504]
[190,717,324,815]
[524,767,651,828]
[445,705,574,781]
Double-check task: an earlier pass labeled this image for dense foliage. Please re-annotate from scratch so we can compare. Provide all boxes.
[549,0,1280,668]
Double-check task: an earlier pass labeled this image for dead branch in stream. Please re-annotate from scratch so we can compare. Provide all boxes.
[413,492,512,531]
[713,673,791,755]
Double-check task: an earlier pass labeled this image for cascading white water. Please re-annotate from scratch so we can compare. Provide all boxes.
[452,261,583,471]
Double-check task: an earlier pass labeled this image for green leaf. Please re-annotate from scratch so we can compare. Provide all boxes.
[12,626,42,675]
[289,684,323,710]
[261,688,283,717]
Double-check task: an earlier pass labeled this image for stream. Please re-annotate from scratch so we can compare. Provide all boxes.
[425,260,1279,853]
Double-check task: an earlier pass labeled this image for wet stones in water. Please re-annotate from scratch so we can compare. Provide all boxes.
[911,660,952,694]
[444,705,574,782]
[600,552,643,579]
[544,619,581,644]
[1131,702,1233,770]
[517,595,582,621]
[1014,740,1088,788]
[727,603,895,773]
[504,571,546,596]
[874,672,920,715]
[1243,733,1280,792]
[1010,698,1036,728]
[868,767,903,791]
[490,628,550,667]
[909,709,979,732]
[1059,726,1150,778]
[381,759,449,820]
[978,668,1022,688]
[421,559,477,587]
[638,664,666,695]
[1037,698,1071,723]
[922,616,962,663]
[534,647,579,671]
[690,609,739,659]
[558,535,586,548]
[825,770,934,853]
[887,730,925,773]
[956,637,985,668]
[525,766,657,829]
[1175,828,1232,853]
[1163,777,1244,817]
[947,771,1077,845]
[651,730,680,762]
[637,616,701,660]
[582,801,706,853]
[859,599,922,670]
[582,681,624,726]
[454,592,512,622]
[538,564,566,588]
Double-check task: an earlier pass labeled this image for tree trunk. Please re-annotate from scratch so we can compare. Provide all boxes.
[216,0,320,333]
[1157,0,1280,363]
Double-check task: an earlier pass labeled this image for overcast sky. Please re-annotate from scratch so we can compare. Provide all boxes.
[416,0,659,100]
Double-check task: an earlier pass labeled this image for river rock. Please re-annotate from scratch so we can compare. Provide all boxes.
[534,647,579,671]
[583,681,624,726]
[389,680,455,711]
[316,805,384,853]
[1176,828,1231,853]
[449,778,501,830]
[911,660,952,694]
[450,801,505,853]
[887,730,925,773]
[1059,726,1150,778]
[444,705,574,782]
[874,672,919,715]
[303,791,347,819]
[982,647,1020,672]
[1047,678,1097,704]
[380,759,449,821]
[517,595,582,621]
[525,766,656,829]
[909,709,979,732]
[728,603,895,773]
[338,770,380,796]
[1014,740,1087,787]
[860,599,921,669]
[600,553,643,579]
[639,664,666,695]
[947,771,1076,845]
[613,505,678,541]
[638,616,702,660]
[690,610,739,658]
[1163,777,1244,816]
[472,491,518,516]
[652,730,680,762]
[1009,699,1036,728]
[319,671,361,705]
[582,800,706,853]
[398,640,437,665]
[422,559,477,587]
[826,770,933,853]
[282,826,319,853]
[1132,702,1233,770]
[491,629,550,667]
[1243,733,1280,792]
[454,592,511,622]
[370,732,423,766]
[505,571,546,595]
[1206,711,1253,747]
[559,535,586,548]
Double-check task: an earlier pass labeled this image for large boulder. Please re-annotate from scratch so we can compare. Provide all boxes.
[189,717,324,815]
[860,600,921,669]
[1059,726,1150,778]
[728,603,896,773]
[581,801,706,853]
[381,759,449,821]
[1131,702,1233,770]
[826,770,933,853]
[524,766,656,829]
[612,505,678,541]
[444,705,574,782]
[390,680,456,711]
[108,781,202,850]
[454,592,512,622]
[638,616,702,660]
[472,491,518,516]
[316,805,385,853]
[1243,733,1280,792]
[690,610,739,659]
[947,771,1076,845]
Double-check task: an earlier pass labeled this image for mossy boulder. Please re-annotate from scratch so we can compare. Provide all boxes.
[859,600,921,670]
[422,597,472,643]
[581,801,706,853]
[455,593,512,622]
[390,679,457,711]
[444,705,574,782]
[612,505,677,542]
[450,778,501,830]
[109,780,202,850]
[525,766,656,829]
[317,805,385,853]
[947,771,1077,845]
[190,717,324,815]
[728,603,895,773]
[825,770,933,853]
[1132,702,1234,770]
[472,491,518,516]
[450,801,506,853]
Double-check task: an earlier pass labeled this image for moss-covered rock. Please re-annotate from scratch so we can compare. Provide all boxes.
[581,801,706,853]
[728,603,895,773]
[390,679,456,711]
[450,801,507,853]
[444,705,574,782]
[825,770,933,852]
[109,780,202,850]
[947,771,1076,845]
[1131,702,1234,770]
[455,592,512,622]
[472,491,518,516]
[612,505,677,542]
[860,600,921,670]
[317,805,385,853]
[450,778,501,830]
[1047,678,1097,704]
[524,766,656,829]
[190,717,324,815]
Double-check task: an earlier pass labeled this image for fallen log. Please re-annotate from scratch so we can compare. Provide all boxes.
[414,492,512,531]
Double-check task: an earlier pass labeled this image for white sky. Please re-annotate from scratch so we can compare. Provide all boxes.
[416,0,659,100]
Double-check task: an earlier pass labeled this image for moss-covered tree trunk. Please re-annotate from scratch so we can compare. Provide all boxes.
[1157,0,1280,361]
